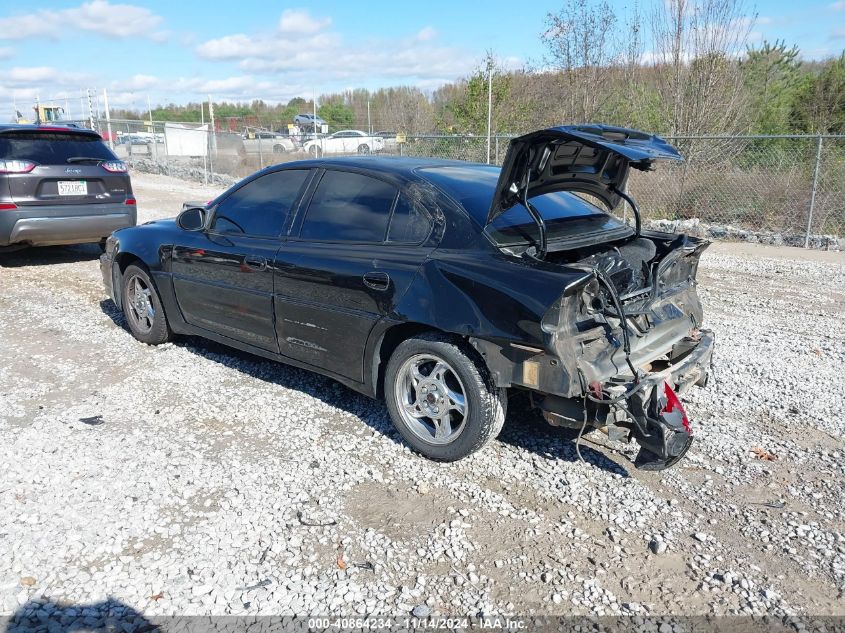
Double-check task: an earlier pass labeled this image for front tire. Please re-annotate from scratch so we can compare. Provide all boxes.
[309,145,322,158]
[121,264,171,345]
[357,144,370,154]
[384,333,506,461]
[273,144,286,155]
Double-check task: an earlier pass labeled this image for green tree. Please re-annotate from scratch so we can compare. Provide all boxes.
[446,53,512,134]
[790,53,845,134]
[742,40,802,134]
[318,102,355,131]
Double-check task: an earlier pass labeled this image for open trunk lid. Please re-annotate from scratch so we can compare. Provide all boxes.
[488,124,683,224]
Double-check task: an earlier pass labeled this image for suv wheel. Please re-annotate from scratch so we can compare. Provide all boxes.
[384,333,506,461]
[309,145,322,158]
[273,144,286,154]
[357,144,370,154]
[121,264,172,345]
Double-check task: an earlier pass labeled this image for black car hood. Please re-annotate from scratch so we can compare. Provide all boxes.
[488,125,683,224]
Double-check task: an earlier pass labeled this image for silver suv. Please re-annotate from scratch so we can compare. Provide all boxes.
[0,125,136,251]
[293,113,327,131]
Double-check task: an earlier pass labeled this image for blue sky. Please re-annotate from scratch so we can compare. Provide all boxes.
[1,0,843,116]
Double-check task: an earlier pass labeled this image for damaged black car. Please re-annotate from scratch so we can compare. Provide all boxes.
[100,124,713,470]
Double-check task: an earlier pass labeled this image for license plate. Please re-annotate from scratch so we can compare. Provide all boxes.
[58,180,87,196]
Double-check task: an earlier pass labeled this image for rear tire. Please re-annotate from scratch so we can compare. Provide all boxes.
[309,145,322,158]
[357,144,370,154]
[384,333,506,461]
[273,144,286,154]
[121,264,171,345]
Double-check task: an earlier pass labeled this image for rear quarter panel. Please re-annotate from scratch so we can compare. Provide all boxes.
[394,250,588,347]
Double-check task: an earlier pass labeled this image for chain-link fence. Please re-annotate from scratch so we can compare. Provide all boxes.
[92,118,844,247]
[629,135,844,245]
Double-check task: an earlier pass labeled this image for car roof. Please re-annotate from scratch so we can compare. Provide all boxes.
[0,124,101,138]
[274,155,494,180]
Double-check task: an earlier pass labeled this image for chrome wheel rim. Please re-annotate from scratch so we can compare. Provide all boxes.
[126,274,155,334]
[394,353,467,445]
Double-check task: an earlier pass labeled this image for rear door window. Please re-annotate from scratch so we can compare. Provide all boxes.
[299,170,398,242]
[0,132,116,164]
[387,194,432,243]
[210,169,309,238]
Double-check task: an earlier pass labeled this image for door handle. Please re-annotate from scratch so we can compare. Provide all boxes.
[243,255,267,271]
[363,271,390,290]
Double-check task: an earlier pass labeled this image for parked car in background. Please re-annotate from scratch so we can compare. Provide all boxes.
[242,130,297,155]
[303,130,385,156]
[293,113,327,131]
[375,131,398,151]
[99,124,713,471]
[118,132,154,146]
[0,124,136,251]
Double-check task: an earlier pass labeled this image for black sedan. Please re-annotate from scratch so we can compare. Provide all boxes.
[100,125,714,470]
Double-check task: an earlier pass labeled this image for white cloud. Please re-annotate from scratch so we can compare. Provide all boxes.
[195,10,479,86]
[7,66,67,83]
[831,1,845,10]
[0,46,13,59]
[831,27,845,40]
[1,66,92,109]
[198,76,255,93]
[0,1,166,41]
[278,9,331,35]
[121,74,159,90]
[416,26,437,42]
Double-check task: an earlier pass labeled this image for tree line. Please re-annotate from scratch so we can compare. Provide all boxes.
[112,0,845,137]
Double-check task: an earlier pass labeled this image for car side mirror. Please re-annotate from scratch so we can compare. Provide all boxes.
[177,207,206,231]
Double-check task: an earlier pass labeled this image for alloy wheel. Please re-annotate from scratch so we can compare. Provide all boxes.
[126,274,155,334]
[394,353,467,445]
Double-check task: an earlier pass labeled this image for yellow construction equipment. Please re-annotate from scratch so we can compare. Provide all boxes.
[15,103,65,125]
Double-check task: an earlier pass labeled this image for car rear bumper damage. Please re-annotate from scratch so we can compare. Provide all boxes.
[475,328,713,471]
[0,203,136,247]
[536,329,713,469]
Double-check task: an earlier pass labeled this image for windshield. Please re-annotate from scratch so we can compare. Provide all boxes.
[0,132,116,164]
[418,164,630,246]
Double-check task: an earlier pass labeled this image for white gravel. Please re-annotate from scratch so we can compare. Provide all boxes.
[0,171,843,622]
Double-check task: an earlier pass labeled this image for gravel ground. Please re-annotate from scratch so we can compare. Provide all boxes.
[1,171,844,621]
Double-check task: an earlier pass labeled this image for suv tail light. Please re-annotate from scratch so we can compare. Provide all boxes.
[124,198,137,205]
[0,202,18,210]
[0,160,36,174]
[101,160,128,173]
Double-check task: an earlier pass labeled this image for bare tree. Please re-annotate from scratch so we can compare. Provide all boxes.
[542,0,626,122]
[650,0,756,139]
[371,87,435,134]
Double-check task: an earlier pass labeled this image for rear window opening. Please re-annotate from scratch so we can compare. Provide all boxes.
[418,164,631,247]
[0,132,116,165]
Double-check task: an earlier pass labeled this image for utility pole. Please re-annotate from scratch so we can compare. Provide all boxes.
[87,89,94,131]
[200,102,208,184]
[486,55,493,165]
[313,87,320,153]
[147,95,157,162]
[103,89,113,150]
[367,99,371,135]
[208,95,215,179]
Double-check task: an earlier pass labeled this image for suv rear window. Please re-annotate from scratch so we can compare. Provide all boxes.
[0,132,116,164]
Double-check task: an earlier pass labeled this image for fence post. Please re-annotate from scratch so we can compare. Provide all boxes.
[162,122,171,177]
[495,136,499,164]
[805,135,823,248]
